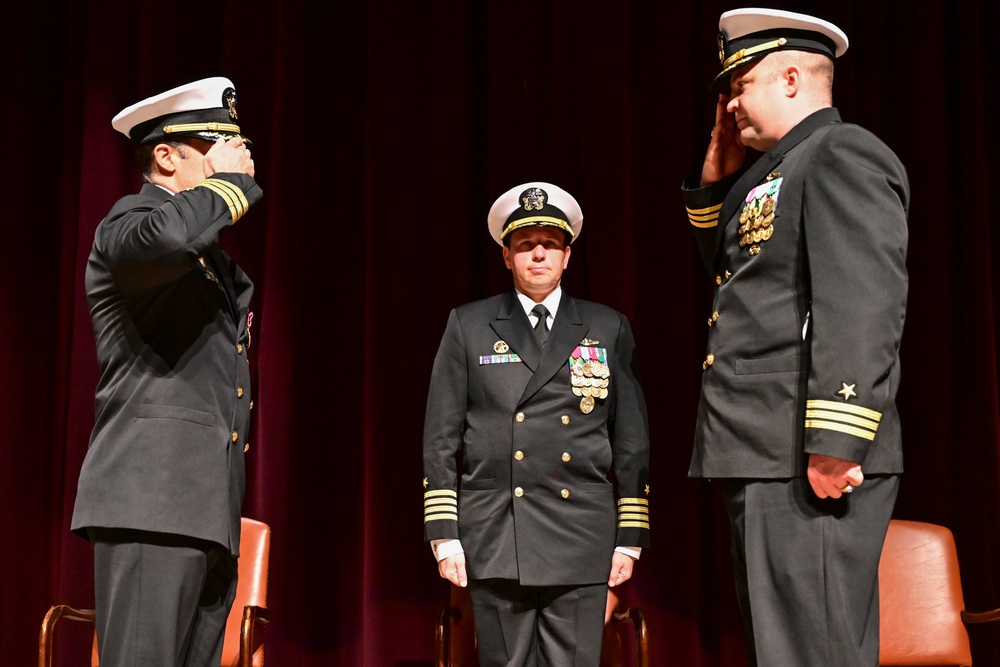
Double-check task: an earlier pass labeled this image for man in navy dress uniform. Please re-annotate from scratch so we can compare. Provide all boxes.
[423,182,651,666]
[682,8,909,666]
[72,77,261,666]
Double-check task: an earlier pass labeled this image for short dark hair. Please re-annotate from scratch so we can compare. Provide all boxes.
[136,140,186,182]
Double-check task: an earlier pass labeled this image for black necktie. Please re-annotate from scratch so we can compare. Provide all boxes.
[531,304,550,347]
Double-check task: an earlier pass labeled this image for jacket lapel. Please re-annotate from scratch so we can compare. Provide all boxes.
[207,247,241,326]
[518,293,587,406]
[490,291,540,372]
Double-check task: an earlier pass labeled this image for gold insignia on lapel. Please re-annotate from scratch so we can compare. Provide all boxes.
[837,383,858,401]
[580,338,599,346]
[765,171,781,182]
[197,256,217,282]
[494,340,509,354]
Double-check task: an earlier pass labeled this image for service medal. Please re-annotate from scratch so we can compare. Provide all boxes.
[738,177,783,255]
[569,345,610,414]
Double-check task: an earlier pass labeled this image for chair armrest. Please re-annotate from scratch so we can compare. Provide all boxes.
[39,606,97,667]
[962,608,1000,624]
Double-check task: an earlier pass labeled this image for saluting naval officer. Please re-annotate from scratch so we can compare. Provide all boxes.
[71,77,261,666]
[682,8,909,666]
[422,182,651,666]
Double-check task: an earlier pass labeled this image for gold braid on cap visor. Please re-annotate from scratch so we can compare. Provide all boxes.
[721,37,788,70]
[163,122,243,135]
[499,216,575,241]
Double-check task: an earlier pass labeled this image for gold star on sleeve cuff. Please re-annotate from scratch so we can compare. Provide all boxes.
[423,489,458,524]
[616,497,649,530]
[837,383,858,400]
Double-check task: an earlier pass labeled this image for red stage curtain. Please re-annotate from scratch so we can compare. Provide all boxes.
[2,1,997,665]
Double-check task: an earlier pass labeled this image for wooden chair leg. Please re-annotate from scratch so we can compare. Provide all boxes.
[435,607,452,667]
[611,607,649,667]
[238,605,270,667]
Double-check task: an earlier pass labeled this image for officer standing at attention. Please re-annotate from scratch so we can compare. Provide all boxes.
[72,77,261,666]
[682,8,908,666]
[423,182,651,666]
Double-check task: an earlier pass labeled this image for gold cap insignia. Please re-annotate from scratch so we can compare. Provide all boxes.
[223,87,239,121]
[522,188,546,211]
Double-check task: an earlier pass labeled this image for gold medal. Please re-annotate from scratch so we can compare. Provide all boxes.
[599,388,609,399]
[572,387,583,397]
[580,396,595,414]
[739,178,782,255]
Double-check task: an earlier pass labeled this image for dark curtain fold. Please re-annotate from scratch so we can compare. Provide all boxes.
[2,1,998,664]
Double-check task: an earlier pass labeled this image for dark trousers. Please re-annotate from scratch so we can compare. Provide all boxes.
[722,475,899,667]
[89,528,238,667]
[468,578,607,667]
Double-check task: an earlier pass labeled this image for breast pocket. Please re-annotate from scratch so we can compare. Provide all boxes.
[461,478,499,491]
[137,403,217,426]
[733,355,803,375]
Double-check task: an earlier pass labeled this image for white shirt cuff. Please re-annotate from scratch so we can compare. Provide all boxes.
[615,546,641,560]
[431,538,465,562]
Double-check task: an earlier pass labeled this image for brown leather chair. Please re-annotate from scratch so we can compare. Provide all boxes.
[435,585,649,667]
[38,517,271,667]
[879,519,999,666]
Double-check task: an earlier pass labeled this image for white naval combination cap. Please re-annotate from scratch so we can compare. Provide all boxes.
[712,8,849,93]
[487,182,584,246]
[111,76,252,147]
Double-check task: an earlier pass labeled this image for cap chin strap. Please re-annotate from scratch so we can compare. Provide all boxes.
[722,37,788,68]
[163,122,242,135]
[499,217,574,241]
